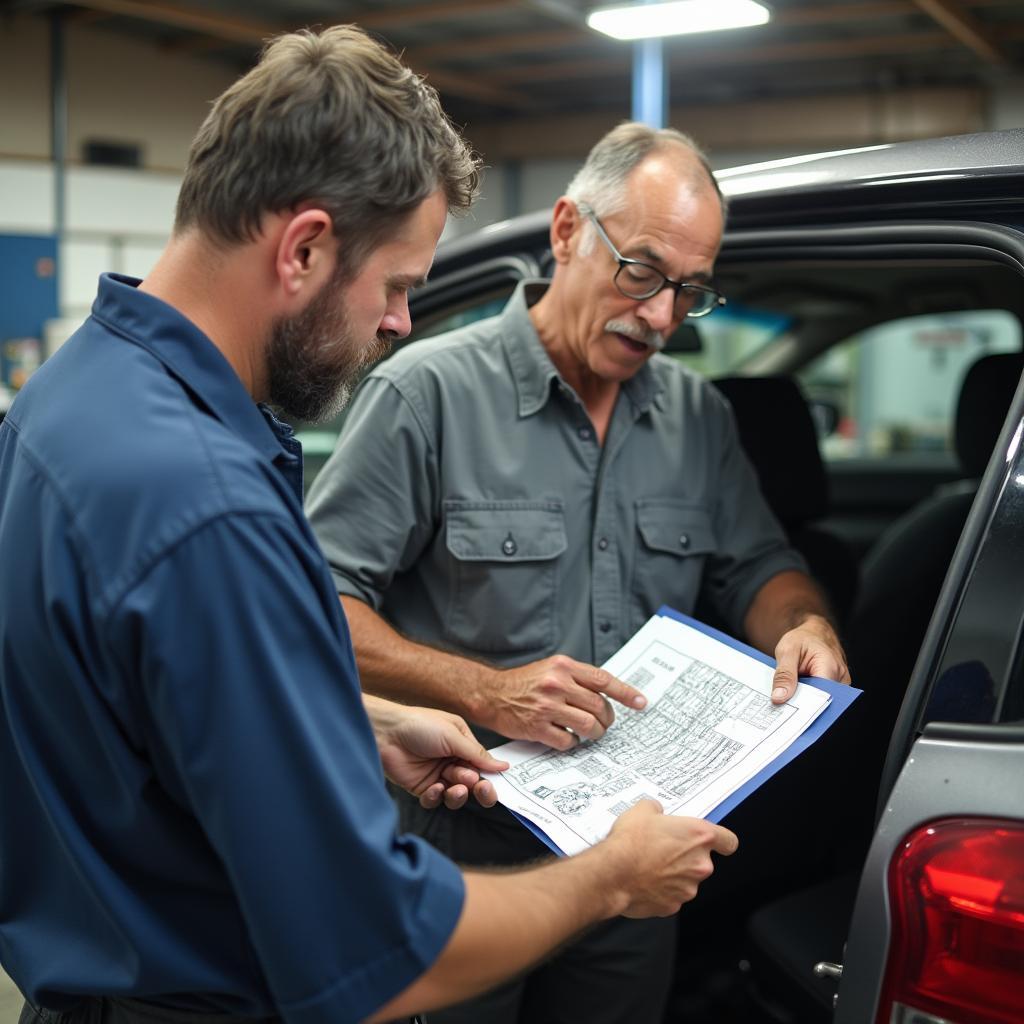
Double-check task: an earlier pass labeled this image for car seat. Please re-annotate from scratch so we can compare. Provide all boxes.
[711,374,859,628]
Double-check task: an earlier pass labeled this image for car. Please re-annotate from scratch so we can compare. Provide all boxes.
[298,128,1024,1023]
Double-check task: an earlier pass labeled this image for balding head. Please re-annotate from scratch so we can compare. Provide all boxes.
[565,123,723,257]
[566,122,723,219]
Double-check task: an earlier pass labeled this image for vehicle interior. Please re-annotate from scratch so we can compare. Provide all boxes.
[295,230,1024,1023]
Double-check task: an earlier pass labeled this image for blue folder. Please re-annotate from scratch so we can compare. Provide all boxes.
[511,605,861,856]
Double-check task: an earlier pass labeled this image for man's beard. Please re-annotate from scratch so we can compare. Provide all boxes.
[266,272,393,423]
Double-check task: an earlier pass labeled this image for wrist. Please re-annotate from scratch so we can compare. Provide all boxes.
[796,611,838,638]
[463,664,503,730]
[582,833,636,919]
[362,693,403,743]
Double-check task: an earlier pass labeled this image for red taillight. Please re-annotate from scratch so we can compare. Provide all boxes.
[877,818,1024,1024]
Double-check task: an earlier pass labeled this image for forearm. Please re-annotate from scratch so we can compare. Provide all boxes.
[341,595,496,724]
[743,570,836,653]
[366,846,628,1021]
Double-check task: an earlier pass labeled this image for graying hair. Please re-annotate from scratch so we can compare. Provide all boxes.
[565,122,724,254]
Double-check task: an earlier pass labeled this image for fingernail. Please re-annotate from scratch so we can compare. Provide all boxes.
[633,695,647,708]
[771,687,787,700]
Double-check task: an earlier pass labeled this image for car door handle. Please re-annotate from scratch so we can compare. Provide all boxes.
[813,960,843,980]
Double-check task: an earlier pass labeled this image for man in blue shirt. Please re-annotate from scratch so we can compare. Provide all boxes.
[0,24,738,1024]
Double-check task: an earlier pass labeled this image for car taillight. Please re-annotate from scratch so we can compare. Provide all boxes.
[877,818,1024,1024]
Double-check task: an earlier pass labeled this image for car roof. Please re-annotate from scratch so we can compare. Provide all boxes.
[717,129,1024,198]
[436,129,1024,263]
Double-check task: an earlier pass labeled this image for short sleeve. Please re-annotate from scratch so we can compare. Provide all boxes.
[306,376,440,609]
[108,512,463,1023]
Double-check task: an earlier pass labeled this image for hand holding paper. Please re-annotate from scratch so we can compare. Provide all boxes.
[483,608,860,856]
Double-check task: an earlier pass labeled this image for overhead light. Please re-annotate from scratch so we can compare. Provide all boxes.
[587,0,770,40]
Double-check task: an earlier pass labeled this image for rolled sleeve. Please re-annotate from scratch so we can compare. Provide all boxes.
[307,376,439,610]
[109,512,463,1023]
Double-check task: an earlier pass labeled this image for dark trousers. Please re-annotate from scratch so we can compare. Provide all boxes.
[394,790,676,1024]
[19,1001,281,1024]
[20,1000,424,1024]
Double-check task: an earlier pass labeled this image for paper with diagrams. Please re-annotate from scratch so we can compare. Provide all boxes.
[485,611,833,856]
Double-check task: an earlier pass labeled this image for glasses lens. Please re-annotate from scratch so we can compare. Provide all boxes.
[678,286,719,318]
[615,263,664,299]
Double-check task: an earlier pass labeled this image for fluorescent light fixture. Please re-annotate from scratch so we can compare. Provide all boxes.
[587,0,770,40]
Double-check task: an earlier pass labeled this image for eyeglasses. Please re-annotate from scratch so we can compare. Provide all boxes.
[577,202,726,319]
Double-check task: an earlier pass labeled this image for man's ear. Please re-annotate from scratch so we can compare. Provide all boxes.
[550,197,581,265]
[275,208,335,300]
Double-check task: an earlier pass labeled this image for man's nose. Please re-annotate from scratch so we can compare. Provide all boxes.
[381,296,412,340]
[636,287,677,333]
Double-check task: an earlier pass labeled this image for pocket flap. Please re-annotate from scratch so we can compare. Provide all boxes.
[636,501,715,557]
[446,503,567,563]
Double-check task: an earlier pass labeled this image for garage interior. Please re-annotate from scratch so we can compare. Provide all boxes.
[2,2,1024,1022]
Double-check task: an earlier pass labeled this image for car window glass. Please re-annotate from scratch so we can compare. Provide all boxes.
[670,304,791,376]
[796,310,1021,463]
[409,290,512,342]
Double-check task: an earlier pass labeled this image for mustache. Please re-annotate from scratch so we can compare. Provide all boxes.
[605,319,666,352]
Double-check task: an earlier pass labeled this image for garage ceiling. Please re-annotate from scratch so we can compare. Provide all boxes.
[10,0,1024,135]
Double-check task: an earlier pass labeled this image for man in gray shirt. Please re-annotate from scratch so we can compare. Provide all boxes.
[307,123,850,1024]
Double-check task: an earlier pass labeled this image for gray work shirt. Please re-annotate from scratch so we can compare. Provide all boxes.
[307,280,804,696]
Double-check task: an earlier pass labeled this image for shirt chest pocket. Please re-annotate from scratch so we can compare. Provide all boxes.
[444,502,567,656]
[631,500,716,630]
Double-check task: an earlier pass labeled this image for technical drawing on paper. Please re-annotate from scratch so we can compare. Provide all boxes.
[505,641,794,822]
[486,614,832,856]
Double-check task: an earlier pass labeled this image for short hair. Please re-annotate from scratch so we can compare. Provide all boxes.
[565,122,725,253]
[174,24,481,272]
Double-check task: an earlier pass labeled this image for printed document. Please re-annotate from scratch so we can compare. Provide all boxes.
[485,611,834,856]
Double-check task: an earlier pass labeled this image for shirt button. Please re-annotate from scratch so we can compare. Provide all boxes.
[599,621,612,633]
[679,534,690,550]
[578,426,592,441]
[597,537,609,551]
[502,534,518,557]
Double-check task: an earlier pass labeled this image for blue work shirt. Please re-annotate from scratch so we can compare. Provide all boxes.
[0,274,463,1024]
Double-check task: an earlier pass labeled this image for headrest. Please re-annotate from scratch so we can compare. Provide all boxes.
[711,375,827,526]
[955,352,1024,478]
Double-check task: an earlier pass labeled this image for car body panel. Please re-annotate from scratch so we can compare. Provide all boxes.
[837,726,1024,1023]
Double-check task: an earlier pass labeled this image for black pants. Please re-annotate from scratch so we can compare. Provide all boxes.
[20,1000,424,1024]
[394,790,675,1024]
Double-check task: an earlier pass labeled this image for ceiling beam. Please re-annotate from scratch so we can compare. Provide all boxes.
[405,27,589,64]
[65,0,276,44]
[352,0,524,31]
[64,0,535,107]
[912,0,1007,63]
[488,28,1013,83]
[400,1,1022,67]
[406,64,536,108]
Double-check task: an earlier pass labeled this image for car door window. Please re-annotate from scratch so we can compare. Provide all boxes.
[796,310,1022,465]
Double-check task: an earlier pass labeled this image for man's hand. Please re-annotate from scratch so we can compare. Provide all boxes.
[603,800,738,917]
[477,655,648,750]
[368,698,510,810]
[770,613,851,704]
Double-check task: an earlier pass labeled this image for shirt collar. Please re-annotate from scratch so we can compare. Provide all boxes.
[90,273,296,469]
[501,279,663,418]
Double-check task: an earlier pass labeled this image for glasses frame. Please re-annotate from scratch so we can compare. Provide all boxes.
[576,202,726,319]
